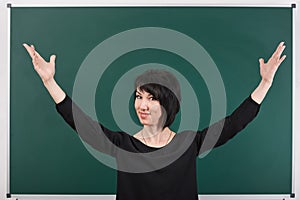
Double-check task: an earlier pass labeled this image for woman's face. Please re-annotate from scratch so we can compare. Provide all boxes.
[134,88,163,127]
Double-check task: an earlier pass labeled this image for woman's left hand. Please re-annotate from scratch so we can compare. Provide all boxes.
[259,42,286,84]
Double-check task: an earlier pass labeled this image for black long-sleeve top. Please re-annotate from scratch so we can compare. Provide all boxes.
[56,95,260,200]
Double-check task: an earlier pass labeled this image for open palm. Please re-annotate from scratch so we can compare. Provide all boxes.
[23,43,56,83]
[259,42,286,84]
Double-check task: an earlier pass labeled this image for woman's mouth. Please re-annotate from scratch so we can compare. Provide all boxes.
[139,112,150,119]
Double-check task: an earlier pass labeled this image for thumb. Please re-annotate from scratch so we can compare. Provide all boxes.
[50,55,56,64]
[259,58,264,66]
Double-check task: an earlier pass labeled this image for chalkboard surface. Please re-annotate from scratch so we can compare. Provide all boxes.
[10,7,292,195]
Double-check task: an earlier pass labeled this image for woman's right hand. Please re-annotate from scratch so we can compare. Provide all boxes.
[23,43,56,84]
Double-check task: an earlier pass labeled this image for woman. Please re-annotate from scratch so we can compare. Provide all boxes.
[23,42,286,200]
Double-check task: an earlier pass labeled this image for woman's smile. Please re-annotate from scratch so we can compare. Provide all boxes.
[139,111,150,119]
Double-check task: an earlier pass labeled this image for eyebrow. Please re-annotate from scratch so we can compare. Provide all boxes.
[135,90,153,97]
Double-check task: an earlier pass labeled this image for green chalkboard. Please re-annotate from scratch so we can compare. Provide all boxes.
[10,6,292,195]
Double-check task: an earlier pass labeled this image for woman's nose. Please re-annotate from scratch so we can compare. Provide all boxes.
[140,99,149,110]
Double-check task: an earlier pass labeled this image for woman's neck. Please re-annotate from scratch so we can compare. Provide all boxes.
[142,125,164,137]
[140,126,173,147]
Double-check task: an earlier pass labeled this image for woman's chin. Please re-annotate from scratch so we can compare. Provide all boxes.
[139,120,150,126]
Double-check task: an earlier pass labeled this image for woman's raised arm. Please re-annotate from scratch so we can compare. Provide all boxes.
[23,43,66,104]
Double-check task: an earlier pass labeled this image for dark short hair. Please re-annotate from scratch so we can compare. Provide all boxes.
[134,69,181,128]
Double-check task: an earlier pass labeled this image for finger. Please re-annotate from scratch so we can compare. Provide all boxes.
[34,50,41,59]
[276,41,285,51]
[23,43,35,58]
[278,41,284,47]
[259,58,265,66]
[50,55,56,64]
[279,55,287,64]
[32,59,39,69]
[277,44,286,58]
[31,45,37,57]
[32,52,39,63]
[32,51,43,66]
[272,42,286,59]
[31,45,36,55]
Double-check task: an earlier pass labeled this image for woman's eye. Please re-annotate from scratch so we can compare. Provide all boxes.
[149,97,156,101]
[135,95,142,99]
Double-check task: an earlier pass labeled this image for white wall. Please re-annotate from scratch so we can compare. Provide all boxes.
[1,0,299,200]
